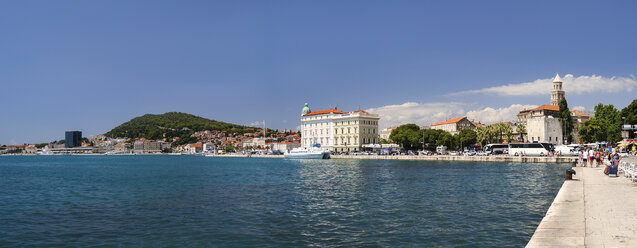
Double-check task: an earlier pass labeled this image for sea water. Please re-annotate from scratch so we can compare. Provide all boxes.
[0,156,569,247]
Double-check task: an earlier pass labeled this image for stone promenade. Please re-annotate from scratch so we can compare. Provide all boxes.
[527,156,637,247]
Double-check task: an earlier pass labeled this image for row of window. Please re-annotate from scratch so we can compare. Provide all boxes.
[530,136,560,142]
[304,137,379,146]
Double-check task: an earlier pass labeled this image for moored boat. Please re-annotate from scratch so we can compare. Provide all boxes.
[284,144,331,159]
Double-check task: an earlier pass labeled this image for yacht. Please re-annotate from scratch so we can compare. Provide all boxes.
[284,144,331,159]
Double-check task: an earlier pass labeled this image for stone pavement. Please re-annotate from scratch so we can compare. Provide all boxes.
[527,156,637,247]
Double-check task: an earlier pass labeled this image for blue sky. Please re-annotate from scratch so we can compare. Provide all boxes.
[1,1,636,144]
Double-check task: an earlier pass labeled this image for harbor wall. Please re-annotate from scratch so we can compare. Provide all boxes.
[205,154,577,163]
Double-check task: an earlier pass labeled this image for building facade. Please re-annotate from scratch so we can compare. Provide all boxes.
[300,104,380,152]
[527,116,563,144]
[65,131,82,148]
[571,110,590,143]
[380,127,397,141]
[522,105,563,144]
[430,117,476,135]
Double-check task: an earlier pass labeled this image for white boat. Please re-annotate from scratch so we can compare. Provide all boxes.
[284,144,331,159]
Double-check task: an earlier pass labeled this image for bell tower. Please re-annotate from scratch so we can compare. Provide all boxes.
[550,73,565,106]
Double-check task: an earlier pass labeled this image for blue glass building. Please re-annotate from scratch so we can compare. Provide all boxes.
[65,131,82,148]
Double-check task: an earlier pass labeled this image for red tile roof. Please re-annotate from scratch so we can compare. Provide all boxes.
[303,108,345,116]
[529,105,559,112]
[571,110,589,117]
[432,117,466,126]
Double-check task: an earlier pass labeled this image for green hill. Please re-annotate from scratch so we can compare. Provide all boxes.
[104,112,247,142]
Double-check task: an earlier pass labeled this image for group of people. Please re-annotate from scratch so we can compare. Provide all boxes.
[577,148,622,168]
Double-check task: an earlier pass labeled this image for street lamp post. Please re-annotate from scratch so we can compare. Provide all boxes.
[622,117,628,140]
[422,129,425,152]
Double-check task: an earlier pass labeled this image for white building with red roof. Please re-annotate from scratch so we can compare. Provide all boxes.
[430,117,476,135]
[300,103,380,152]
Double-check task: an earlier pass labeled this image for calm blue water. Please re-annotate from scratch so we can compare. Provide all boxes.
[0,156,569,247]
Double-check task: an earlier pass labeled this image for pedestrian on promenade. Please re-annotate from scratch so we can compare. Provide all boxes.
[612,150,621,166]
[588,148,594,167]
[578,151,583,166]
[581,150,587,167]
[595,150,602,167]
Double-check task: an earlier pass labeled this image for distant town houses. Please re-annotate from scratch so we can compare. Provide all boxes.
[2,125,302,155]
[5,73,628,155]
[430,117,476,135]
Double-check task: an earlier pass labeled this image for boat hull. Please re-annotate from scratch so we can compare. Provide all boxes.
[284,152,330,159]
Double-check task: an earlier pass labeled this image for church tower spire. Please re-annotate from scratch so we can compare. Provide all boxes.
[550,73,565,106]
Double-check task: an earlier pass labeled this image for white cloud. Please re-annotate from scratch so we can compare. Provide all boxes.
[466,104,537,124]
[366,102,537,129]
[250,121,265,126]
[572,106,587,111]
[366,102,468,128]
[448,74,637,96]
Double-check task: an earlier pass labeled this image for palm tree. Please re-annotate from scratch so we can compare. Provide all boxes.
[502,124,513,143]
[516,123,526,142]
[476,127,487,147]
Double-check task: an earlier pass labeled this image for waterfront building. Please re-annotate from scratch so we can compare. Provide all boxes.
[184,143,203,154]
[571,110,590,143]
[272,142,301,153]
[550,73,565,106]
[430,117,476,135]
[65,131,82,148]
[114,143,131,153]
[203,142,215,153]
[516,74,574,145]
[242,138,267,148]
[380,127,397,141]
[300,103,380,152]
[524,105,562,144]
[133,140,164,153]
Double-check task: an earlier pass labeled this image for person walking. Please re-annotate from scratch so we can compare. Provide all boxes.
[581,150,587,167]
[612,150,622,166]
[588,148,594,167]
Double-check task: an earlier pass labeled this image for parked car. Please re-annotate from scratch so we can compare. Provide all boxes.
[418,150,433,156]
[463,150,476,156]
[448,151,459,156]
[476,151,488,156]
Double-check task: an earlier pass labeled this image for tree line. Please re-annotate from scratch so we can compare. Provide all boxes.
[388,123,515,151]
[578,99,637,143]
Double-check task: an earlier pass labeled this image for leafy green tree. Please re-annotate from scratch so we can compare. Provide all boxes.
[436,131,454,149]
[457,129,477,149]
[620,99,637,138]
[559,98,574,143]
[389,124,421,150]
[516,123,526,142]
[35,143,49,148]
[105,112,248,140]
[475,127,487,147]
[579,103,622,143]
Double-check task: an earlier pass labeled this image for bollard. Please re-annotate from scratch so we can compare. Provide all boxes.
[565,168,576,180]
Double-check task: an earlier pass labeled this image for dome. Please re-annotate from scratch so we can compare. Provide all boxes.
[301,103,311,115]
